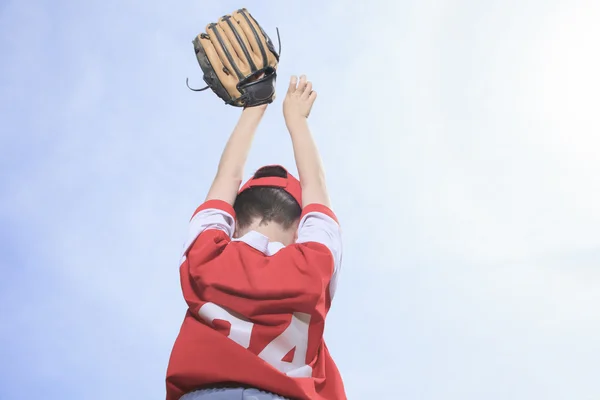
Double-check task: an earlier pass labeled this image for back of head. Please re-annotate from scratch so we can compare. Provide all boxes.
[234,166,302,232]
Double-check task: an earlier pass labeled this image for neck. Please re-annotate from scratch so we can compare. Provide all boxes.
[238,221,294,246]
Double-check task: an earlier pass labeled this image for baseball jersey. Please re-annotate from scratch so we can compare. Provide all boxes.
[165,199,346,400]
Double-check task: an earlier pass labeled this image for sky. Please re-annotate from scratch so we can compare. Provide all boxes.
[1,0,599,399]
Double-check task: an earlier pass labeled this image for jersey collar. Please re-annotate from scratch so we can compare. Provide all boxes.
[232,230,285,256]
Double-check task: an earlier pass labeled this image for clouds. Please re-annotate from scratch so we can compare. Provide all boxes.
[1,0,599,399]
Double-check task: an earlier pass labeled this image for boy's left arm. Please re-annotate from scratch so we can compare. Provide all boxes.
[205,105,267,205]
[181,105,267,259]
[179,105,267,312]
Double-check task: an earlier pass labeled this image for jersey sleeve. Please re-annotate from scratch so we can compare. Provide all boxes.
[179,200,236,315]
[296,203,343,298]
[181,199,236,261]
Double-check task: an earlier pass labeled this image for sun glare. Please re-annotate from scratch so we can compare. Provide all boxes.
[532,2,600,153]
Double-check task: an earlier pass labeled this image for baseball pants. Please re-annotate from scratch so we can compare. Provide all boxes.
[180,387,290,400]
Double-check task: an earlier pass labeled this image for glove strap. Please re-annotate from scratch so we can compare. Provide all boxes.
[238,68,277,107]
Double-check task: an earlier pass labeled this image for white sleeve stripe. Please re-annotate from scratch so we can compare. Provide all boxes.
[295,211,343,299]
[182,208,235,257]
[299,211,339,228]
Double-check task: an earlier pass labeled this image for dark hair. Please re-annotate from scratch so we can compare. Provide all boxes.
[234,166,302,230]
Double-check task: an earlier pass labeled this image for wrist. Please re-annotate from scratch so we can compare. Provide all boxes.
[243,103,268,113]
[241,105,267,120]
[285,114,308,132]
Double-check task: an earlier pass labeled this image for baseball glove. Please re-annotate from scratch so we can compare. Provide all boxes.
[187,8,280,107]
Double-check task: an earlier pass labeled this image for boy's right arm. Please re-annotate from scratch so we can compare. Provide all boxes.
[283,75,331,208]
[284,75,342,298]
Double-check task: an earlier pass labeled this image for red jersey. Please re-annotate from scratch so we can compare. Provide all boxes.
[166,199,346,400]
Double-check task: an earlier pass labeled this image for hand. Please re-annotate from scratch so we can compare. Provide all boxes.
[283,75,317,122]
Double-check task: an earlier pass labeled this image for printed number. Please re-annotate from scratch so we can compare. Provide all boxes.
[258,312,313,377]
[198,302,254,348]
[198,302,313,377]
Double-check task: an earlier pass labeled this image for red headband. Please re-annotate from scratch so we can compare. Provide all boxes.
[238,165,302,207]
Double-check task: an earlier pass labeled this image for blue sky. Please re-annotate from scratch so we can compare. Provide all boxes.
[1,0,600,399]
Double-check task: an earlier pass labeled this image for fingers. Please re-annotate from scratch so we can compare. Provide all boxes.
[287,74,315,98]
[287,75,297,94]
[297,75,308,93]
[301,81,312,99]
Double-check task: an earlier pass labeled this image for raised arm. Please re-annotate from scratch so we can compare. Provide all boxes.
[205,105,267,205]
[283,75,331,208]
[283,75,342,299]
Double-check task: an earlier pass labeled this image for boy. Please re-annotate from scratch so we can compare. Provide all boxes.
[166,75,346,400]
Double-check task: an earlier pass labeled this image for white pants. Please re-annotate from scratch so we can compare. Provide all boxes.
[180,387,290,400]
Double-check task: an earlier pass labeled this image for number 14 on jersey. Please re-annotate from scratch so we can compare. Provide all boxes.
[198,302,313,378]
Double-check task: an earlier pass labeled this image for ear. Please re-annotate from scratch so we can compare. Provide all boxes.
[293,220,300,242]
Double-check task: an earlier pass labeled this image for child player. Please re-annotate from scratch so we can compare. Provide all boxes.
[166,75,346,400]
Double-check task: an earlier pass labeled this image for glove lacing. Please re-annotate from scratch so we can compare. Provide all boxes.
[186,28,281,92]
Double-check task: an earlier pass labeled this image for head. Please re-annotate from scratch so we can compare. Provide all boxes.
[233,165,302,246]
